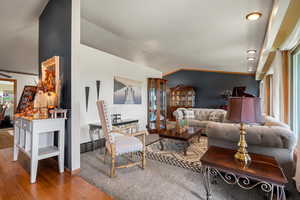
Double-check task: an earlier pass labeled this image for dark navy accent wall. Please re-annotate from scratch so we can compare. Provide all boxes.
[164,70,260,108]
[39,0,72,168]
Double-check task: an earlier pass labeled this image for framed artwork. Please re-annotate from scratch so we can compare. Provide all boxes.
[16,86,37,113]
[41,56,61,103]
[113,76,142,104]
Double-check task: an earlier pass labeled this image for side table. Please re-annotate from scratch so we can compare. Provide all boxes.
[13,117,66,183]
[200,146,288,200]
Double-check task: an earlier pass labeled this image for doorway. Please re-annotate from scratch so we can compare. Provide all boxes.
[0,78,16,149]
[0,78,17,149]
[0,78,16,128]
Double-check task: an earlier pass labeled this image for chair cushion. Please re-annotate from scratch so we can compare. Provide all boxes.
[111,133,143,155]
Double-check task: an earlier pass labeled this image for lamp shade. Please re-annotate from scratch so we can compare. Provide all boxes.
[227,97,263,123]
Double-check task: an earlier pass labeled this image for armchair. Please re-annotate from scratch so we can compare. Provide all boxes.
[96,100,147,177]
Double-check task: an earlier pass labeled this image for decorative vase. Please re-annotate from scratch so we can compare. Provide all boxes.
[46,92,58,109]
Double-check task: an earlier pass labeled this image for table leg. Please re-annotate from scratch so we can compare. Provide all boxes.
[30,130,38,184]
[159,138,164,151]
[268,184,274,200]
[13,126,19,161]
[275,185,286,200]
[58,129,65,173]
[184,141,190,156]
[96,128,101,149]
[89,127,95,151]
[201,166,212,200]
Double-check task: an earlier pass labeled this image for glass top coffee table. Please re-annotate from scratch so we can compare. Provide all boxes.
[157,127,203,155]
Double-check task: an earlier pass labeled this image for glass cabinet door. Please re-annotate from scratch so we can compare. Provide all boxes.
[147,78,167,133]
[148,79,157,130]
[159,80,166,130]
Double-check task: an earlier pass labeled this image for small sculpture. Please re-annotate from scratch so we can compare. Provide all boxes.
[33,80,58,118]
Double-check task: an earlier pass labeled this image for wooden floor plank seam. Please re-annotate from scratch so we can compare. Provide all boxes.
[0,148,113,200]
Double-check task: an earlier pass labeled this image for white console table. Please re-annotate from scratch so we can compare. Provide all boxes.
[13,117,66,183]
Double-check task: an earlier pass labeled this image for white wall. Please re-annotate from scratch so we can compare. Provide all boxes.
[71,0,81,171]
[78,44,162,143]
[0,71,38,104]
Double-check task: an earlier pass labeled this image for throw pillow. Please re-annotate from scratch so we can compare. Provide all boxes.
[174,108,187,120]
[184,110,195,119]
[208,111,224,122]
[176,111,184,119]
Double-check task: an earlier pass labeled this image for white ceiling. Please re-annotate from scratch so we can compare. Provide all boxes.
[81,0,273,74]
[0,0,48,74]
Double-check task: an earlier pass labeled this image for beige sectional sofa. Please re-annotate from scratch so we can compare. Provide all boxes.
[173,108,227,128]
[173,108,297,179]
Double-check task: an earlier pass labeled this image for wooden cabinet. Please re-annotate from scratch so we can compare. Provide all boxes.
[168,85,195,120]
[147,78,167,133]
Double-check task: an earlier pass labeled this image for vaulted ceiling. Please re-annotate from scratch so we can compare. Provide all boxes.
[0,0,273,75]
[0,0,48,74]
[81,0,273,74]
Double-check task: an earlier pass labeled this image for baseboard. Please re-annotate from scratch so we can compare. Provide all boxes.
[65,167,81,175]
[80,138,106,153]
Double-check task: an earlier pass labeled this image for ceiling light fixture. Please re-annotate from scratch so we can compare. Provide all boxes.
[247,57,255,61]
[247,49,256,54]
[246,12,262,21]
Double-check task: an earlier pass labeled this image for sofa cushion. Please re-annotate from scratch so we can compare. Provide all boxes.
[264,115,290,129]
[193,109,215,121]
[206,121,296,150]
[187,119,210,128]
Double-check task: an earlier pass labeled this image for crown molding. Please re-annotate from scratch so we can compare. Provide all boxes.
[163,68,255,77]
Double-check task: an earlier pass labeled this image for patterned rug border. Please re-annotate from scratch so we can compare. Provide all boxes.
[144,151,202,173]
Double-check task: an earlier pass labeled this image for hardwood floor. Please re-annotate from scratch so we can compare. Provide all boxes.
[0,148,113,200]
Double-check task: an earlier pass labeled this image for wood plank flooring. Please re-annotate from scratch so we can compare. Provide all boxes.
[0,148,113,200]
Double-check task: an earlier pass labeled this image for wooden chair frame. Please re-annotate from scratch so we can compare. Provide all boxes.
[104,129,147,177]
[97,100,147,177]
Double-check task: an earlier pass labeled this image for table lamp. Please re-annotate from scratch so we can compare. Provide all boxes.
[227,97,263,165]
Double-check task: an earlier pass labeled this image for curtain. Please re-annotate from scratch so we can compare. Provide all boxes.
[263,75,271,115]
[281,51,290,124]
[262,50,290,122]
[271,50,283,120]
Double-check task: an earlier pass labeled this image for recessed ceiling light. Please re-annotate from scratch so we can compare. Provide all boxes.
[247,57,255,61]
[247,49,256,54]
[246,12,262,21]
[248,66,256,72]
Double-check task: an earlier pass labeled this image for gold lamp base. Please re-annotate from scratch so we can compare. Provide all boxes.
[234,123,251,166]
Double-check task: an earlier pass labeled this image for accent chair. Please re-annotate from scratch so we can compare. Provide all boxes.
[96,100,147,177]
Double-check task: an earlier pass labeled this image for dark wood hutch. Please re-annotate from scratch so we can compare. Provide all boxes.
[168,85,195,121]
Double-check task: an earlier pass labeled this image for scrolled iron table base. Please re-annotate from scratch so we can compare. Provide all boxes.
[201,166,286,200]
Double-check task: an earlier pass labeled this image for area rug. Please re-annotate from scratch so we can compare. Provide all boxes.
[146,136,207,172]
[0,129,14,149]
[81,150,300,200]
